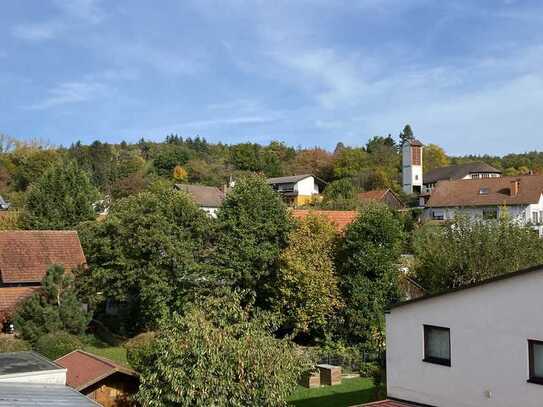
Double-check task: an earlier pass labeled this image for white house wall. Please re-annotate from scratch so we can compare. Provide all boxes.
[386,270,543,407]
[294,177,318,195]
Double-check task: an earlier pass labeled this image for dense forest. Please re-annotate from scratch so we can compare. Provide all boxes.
[1,125,543,209]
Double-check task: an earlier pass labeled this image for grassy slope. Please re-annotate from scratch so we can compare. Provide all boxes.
[288,377,376,407]
[81,335,129,367]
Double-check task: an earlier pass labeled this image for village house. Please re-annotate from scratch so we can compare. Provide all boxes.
[174,183,225,217]
[383,264,543,407]
[0,231,87,331]
[56,350,139,407]
[267,174,326,207]
[0,351,98,406]
[424,175,543,236]
[401,138,501,197]
[358,189,405,210]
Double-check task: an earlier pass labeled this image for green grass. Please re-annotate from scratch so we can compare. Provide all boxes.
[81,334,129,367]
[288,377,376,407]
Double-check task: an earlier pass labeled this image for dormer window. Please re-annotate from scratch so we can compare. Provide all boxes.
[479,188,489,195]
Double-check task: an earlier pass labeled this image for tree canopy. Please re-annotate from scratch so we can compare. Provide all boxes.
[21,160,99,230]
[135,292,310,407]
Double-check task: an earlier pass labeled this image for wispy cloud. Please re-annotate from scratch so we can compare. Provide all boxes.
[52,0,105,24]
[11,22,61,41]
[25,81,109,110]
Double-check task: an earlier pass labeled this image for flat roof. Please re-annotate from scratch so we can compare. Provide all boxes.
[389,264,543,311]
[0,383,99,406]
[0,351,63,376]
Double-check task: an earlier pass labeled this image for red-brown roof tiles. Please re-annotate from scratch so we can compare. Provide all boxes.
[291,210,358,232]
[358,189,388,202]
[55,350,137,391]
[0,287,39,320]
[426,175,543,208]
[0,231,86,284]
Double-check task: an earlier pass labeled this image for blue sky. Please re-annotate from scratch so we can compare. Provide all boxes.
[1,0,543,155]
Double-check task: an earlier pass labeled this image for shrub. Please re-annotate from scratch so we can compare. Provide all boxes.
[0,337,31,353]
[124,332,156,371]
[35,331,82,360]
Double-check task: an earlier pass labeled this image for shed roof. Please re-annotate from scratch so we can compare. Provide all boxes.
[423,162,501,185]
[0,351,64,376]
[175,184,225,208]
[0,231,86,284]
[426,175,543,207]
[357,399,422,406]
[0,383,99,406]
[291,210,358,232]
[55,350,137,392]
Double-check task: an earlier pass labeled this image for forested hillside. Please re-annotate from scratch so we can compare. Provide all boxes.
[1,125,543,209]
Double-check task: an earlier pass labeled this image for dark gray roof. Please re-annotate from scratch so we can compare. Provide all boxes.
[423,162,501,185]
[267,174,327,187]
[0,352,64,376]
[175,184,225,208]
[404,138,424,147]
[0,383,99,406]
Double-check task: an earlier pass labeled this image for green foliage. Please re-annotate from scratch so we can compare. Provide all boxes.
[423,144,449,171]
[14,265,91,343]
[136,292,310,407]
[35,331,82,360]
[152,145,192,176]
[8,146,60,191]
[21,160,100,230]
[414,214,543,293]
[399,124,414,145]
[334,148,370,179]
[213,175,293,306]
[336,204,404,346]
[274,215,341,339]
[322,178,358,209]
[0,337,31,353]
[124,332,156,371]
[78,187,212,333]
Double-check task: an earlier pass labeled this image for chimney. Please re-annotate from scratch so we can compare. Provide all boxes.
[511,179,520,196]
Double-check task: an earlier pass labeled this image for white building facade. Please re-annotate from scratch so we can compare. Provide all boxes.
[386,266,543,407]
[402,140,424,194]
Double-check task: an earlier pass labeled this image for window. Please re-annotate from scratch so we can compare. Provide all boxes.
[528,340,543,384]
[471,174,480,179]
[415,174,419,180]
[423,325,451,366]
[533,212,540,225]
[432,211,444,220]
[483,208,498,220]
[479,187,489,195]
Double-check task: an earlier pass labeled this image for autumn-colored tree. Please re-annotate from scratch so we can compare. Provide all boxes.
[423,144,449,172]
[292,148,335,181]
[172,165,188,182]
[274,215,342,339]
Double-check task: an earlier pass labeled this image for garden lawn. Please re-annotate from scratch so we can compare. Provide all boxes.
[82,335,128,367]
[288,377,376,407]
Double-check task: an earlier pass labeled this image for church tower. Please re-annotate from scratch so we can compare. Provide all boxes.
[402,139,424,194]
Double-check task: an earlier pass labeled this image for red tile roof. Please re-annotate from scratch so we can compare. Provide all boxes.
[0,287,39,320]
[427,175,543,207]
[291,210,358,232]
[358,189,388,202]
[0,231,86,284]
[55,350,137,391]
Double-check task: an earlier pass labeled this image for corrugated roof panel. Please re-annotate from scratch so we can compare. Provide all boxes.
[0,383,99,406]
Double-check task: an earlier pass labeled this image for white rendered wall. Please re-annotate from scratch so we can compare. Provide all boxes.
[0,369,67,385]
[386,269,543,407]
[295,177,318,195]
[402,144,422,194]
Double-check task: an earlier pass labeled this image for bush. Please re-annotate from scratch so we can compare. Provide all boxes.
[35,332,82,360]
[0,337,31,353]
[124,332,156,371]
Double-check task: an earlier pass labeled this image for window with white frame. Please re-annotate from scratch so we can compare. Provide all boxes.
[533,211,540,224]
